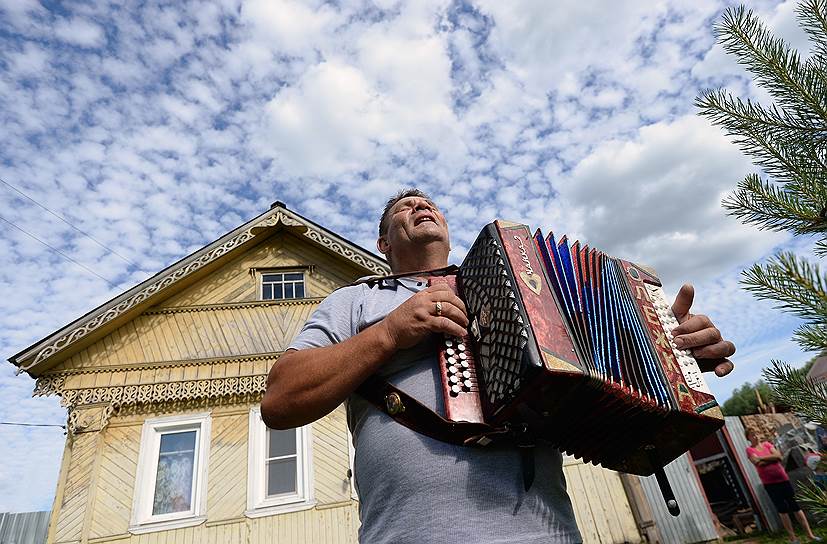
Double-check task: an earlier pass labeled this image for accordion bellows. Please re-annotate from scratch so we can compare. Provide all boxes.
[436,220,724,476]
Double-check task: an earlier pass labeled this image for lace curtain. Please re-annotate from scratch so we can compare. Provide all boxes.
[153,430,196,515]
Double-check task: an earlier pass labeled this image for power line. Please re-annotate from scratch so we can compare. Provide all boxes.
[0,214,119,288]
[0,176,138,267]
[0,421,65,429]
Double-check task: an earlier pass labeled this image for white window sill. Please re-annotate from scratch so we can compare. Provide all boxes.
[128,515,206,534]
[244,500,316,519]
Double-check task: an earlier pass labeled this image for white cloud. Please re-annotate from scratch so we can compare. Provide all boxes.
[53,16,106,48]
[0,0,812,513]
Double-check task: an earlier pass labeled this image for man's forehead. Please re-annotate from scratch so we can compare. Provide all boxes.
[391,195,438,211]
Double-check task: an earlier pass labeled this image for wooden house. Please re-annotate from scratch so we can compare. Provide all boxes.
[9,203,656,544]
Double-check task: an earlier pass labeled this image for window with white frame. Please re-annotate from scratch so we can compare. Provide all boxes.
[246,408,313,517]
[130,413,211,533]
[261,272,305,300]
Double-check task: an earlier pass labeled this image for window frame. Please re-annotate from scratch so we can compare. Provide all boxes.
[129,412,211,534]
[259,270,307,301]
[246,407,314,518]
[347,428,358,501]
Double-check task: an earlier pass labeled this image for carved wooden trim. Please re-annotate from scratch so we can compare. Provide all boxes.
[36,352,284,377]
[67,403,114,435]
[303,228,389,276]
[45,374,268,412]
[25,208,387,370]
[142,297,323,315]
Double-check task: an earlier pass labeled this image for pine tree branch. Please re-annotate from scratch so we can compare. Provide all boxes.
[794,322,827,351]
[741,252,827,321]
[722,174,826,234]
[815,238,827,257]
[798,0,827,62]
[763,360,827,424]
[696,89,826,136]
[696,90,827,197]
[716,6,827,123]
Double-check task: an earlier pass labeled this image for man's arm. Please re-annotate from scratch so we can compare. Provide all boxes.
[261,283,468,430]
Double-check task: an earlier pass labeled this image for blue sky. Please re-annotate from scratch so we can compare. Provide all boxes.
[0,0,818,512]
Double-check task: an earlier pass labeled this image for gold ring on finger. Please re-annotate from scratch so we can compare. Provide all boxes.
[435,301,443,316]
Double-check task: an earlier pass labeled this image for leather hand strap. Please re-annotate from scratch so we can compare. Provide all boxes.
[356,375,508,446]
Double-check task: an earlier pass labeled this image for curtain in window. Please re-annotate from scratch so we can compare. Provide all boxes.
[153,430,196,515]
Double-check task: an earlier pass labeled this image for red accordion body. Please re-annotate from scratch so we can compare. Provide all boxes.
[430,220,724,476]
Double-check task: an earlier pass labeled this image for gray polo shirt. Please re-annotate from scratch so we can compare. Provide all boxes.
[288,277,581,544]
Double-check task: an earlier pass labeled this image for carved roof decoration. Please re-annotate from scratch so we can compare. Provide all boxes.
[9,204,389,375]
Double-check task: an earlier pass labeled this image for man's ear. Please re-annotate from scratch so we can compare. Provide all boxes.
[377,235,390,256]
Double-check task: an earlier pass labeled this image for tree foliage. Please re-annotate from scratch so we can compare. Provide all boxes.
[697,0,827,519]
[697,0,827,399]
[721,380,775,416]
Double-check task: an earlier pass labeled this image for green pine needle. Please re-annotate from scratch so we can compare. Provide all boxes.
[795,322,827,351]
[722,173,826,234]
[763,360,827,424]
[742,252,827,322]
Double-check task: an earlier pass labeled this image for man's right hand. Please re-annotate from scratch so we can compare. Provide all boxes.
[379,283,469,350]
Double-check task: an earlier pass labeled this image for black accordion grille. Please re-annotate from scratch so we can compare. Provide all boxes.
[460,234,531,412]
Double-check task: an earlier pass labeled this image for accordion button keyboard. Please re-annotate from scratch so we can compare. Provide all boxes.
[457,343,466,351]
[448,365,458,375]
[450,384,462,395]
[464,380,473,389]
[460,361,470,369]
[446,348,455,356]
[462,370,472,379]
[449,375,460,384]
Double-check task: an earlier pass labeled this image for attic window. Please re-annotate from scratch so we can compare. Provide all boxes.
[261,272,305,300]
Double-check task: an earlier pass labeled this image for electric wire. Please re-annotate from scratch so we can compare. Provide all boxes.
[0,176,138,267]
[0,421,65,429]
[0,214,119,288]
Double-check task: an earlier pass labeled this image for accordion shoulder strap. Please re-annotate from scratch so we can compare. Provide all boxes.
[355,375,508,446]
[347,265,460,288]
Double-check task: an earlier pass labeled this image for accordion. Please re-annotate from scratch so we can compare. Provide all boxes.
[429,220,724,513]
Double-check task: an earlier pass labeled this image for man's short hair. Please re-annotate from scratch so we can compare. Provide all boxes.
[378,188,434,236]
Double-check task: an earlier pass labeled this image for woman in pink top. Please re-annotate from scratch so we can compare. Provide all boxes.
[746,430,819,543]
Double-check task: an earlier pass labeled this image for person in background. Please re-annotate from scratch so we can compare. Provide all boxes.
[746,429,820,543]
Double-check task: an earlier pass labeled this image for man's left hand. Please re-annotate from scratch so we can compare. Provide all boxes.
[670,284,735,377]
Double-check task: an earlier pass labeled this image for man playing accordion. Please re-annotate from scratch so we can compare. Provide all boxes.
[261,189,736,544]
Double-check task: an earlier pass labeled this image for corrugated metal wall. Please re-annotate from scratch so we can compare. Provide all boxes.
[0,511,50,544]
[724,416,780,531]
[639,454,718,544]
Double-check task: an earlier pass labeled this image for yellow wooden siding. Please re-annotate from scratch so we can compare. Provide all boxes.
[160,231,364,308]
[88,425,141,539]
[563,456,641,544]
[50,300,316,375]
[66,403,357,543]
[206,413,248,521]
[84,502,359,544]
[312,405,352,505]
[53,432,100,543]
[48,228,372,375]
[246,502,359,544]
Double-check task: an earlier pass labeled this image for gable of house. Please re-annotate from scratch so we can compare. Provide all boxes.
[9,204,385,543]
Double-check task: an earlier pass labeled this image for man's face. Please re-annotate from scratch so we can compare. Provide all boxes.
[377,195,450,258]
